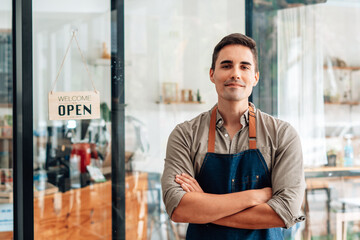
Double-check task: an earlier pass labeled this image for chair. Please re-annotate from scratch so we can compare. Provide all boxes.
[335,198,360,240]
[303,179,332,239]
[334,178,360,239]
[147,172,180,240]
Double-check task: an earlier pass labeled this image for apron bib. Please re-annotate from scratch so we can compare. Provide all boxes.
[186,105,283,240]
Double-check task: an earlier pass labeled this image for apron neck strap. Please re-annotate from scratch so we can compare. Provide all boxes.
[207,106,218,153]
[207,104,257,153]
[248,104,257,149]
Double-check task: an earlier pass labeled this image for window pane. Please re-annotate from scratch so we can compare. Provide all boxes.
[250,0,360,238]
[0,1,13,239]
[124,0,245,238]
[32,1,112,239]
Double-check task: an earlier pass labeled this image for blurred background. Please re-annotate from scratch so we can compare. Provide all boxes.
[1,0,360,239]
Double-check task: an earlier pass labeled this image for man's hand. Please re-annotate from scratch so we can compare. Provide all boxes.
[175,173,204,193]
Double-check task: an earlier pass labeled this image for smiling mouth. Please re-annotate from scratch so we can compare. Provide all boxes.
[225,83,245,88]
[224,80,246,87]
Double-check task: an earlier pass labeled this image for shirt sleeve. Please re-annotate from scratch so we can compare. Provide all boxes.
[161,124,195,217]
[266,123,306,229]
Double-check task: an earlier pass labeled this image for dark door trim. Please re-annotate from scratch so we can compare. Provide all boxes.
[246,0,254,103]
[12,0,34,239]
[111,0,125,239]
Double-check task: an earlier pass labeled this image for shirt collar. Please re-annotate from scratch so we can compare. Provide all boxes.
[214,102,256,129]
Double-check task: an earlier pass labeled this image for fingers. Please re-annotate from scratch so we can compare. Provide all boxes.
[175,177,194,192]
[176,174,196,188]
[181,183,190,192]
[180,173,203,190]
[177,173,198,187]
[175,173,204,193]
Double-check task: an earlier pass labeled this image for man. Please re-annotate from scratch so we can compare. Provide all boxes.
[161,33,305,239]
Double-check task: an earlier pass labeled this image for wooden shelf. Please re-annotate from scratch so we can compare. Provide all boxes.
[0,29,11,33]
[91,58,110,66]
[0,136,12,140]
[325,101,360,106]
[326,136,360,139]
[305,166,360,173]
[324,66,360,71]
[0,103,12,108]
[156,101,204,104]
[305,166,360,179]
[0,191,13,203]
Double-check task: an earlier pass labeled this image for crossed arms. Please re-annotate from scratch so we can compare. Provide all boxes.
[171,173,285,229]
[162,123,305,229]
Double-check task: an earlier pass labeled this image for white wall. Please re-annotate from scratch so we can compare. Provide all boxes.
[125,0,246,173]
[32,0,246,173]
[320,4,360,66]
[0,12,11,30]
[0,0,11,30]
[320,2,360,136]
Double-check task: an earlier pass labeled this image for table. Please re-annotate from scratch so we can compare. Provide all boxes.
[305,166,360,178]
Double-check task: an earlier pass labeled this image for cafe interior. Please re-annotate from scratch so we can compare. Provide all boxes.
[1,0,360,239]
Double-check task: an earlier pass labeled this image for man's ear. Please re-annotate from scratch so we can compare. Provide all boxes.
[209,68,215,83]
[253,71,259,86]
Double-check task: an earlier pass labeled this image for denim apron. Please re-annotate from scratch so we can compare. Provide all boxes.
[186,105,283,240]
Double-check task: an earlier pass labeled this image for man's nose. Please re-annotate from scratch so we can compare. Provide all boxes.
[231,67,241,80]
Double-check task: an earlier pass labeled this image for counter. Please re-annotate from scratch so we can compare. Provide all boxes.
[0,172,148,240]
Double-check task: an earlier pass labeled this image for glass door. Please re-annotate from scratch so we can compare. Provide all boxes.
[0,1,13,239]
[249,0,360,239]
[32,1,114,239]
[31,0,249,239]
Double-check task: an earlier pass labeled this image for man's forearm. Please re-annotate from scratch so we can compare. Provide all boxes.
[171,189,269,224]
[212,203,285,229]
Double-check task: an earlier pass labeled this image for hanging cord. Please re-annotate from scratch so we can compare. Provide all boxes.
[73,32,97,93]
[50,30,97,94]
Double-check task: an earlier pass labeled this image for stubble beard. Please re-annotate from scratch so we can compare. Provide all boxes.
[221,87,248,102]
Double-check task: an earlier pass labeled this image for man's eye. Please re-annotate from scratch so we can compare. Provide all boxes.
[221,65,231,69]
[241,65,250,70]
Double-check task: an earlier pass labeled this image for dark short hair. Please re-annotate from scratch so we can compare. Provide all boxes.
[211,33,258,72]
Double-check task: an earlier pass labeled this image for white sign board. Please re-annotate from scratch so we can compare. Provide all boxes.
[0,203,13,232]
[48,91,100,120]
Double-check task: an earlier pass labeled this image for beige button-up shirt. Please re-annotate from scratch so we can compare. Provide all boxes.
[161,103,305,228]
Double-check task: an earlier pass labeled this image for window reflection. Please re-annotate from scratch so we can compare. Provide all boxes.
[252,0,360,238]
[0,1,13,239]
[33,1,113,239]
[125,0,246,239]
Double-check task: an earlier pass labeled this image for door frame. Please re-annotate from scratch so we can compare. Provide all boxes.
[12,0,126,239]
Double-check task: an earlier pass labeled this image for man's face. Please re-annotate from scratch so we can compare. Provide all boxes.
[210,44,259,102]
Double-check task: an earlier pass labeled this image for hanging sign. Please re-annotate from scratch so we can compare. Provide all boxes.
[48,30,101,121]
[48,91,100,120]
